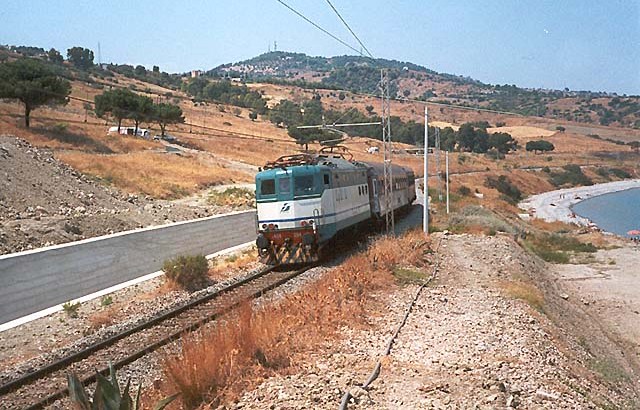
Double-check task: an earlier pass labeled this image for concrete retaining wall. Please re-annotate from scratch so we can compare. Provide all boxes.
[0,210,257,325]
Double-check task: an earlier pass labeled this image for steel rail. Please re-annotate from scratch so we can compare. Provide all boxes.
[23,265,314,410]
[0,266,277,397]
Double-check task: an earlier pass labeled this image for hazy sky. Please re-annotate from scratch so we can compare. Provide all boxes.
[1,0,638,94]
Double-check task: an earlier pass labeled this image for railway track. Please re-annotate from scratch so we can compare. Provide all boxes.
[0,264,315,409]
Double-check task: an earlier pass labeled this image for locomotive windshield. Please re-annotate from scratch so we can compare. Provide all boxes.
[260,179,275,195]
[294,175,315,196]
[278,177,291,194]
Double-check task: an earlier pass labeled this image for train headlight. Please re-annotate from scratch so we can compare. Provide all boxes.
[301,221,307,227]
[261,224,268,230]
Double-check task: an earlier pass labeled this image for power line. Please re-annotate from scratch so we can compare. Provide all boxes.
[324,0,374,58]
[274,0,364,56]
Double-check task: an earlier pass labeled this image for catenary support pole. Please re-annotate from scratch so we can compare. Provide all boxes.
[446,150,450,214]
[423,106,429,235]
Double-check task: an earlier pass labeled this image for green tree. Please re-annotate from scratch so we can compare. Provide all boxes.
[0,59,71,127]
[555,125,566,132]
[47,48,64,64]
[94,88,139,132]
[249,111,258,121]
[153,103,184,136]
[130,94,154,137]
[525,140,555,154]
[152,65,160,75]
[487,132,517,153]
[134,65,146,76]
[67,47,94,70]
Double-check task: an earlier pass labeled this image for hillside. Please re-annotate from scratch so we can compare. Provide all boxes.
[210,51,640,128]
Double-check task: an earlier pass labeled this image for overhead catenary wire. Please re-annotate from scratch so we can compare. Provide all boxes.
[274,0,364,56]
[323,0,374,58]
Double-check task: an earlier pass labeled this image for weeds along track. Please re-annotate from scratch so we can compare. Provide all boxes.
[0,265,314,409]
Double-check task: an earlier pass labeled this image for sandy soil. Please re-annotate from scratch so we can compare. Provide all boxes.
[519,179,640,225]
[555,241,640,362]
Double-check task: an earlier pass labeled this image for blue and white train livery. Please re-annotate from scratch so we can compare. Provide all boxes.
[255,148,416,265]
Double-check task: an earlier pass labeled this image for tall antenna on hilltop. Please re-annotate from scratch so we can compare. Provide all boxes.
[274,41,278,52]
[97,42,102,66]
[381,69,394,235]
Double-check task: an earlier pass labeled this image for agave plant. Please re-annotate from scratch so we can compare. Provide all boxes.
[67,362,178,410]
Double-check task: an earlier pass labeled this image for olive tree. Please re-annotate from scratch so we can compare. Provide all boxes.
[153,103,184,136]
[0,59,71,127]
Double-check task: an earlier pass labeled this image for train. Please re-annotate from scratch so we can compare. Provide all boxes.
[254,147,416,265]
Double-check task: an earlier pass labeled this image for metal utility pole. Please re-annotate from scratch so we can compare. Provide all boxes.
[435,127,442,202]
[423,105,429,236]
[446,150,450,214]
[381,69,394,235]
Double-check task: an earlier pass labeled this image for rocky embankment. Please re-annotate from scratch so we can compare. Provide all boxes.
[0,136,243,255]
[235,233,639,409]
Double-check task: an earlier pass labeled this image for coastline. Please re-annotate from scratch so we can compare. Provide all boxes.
[518,179,640,228]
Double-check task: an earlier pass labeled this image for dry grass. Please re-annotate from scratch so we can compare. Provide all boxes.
[57,151,247,198]
[209,248,259,281]
[161,229,431,408]
[88,308,116,330]
[501,280,545,313]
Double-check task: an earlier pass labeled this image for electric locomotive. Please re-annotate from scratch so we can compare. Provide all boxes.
[255,147,415,265]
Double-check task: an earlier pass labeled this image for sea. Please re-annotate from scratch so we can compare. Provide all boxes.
[571,188,640,237]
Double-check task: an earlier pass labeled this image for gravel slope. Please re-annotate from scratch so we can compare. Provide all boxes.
[234,233,639,409]
[0,136,251,255]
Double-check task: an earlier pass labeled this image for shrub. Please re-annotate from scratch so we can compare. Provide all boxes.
[495,121,506,127]
[523,233,597,263]
[208,187,254,208]
[62,301,80,318]
[484,175,522,204]
[596,167,610,179]
[448,205,514,234]
[52,122,68,134]
[457,185,472,196]
[549,164,592,187]
[542,166,551,173]
[100,295,113,306]
[163,255,209,290]
[609,168,631,179]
